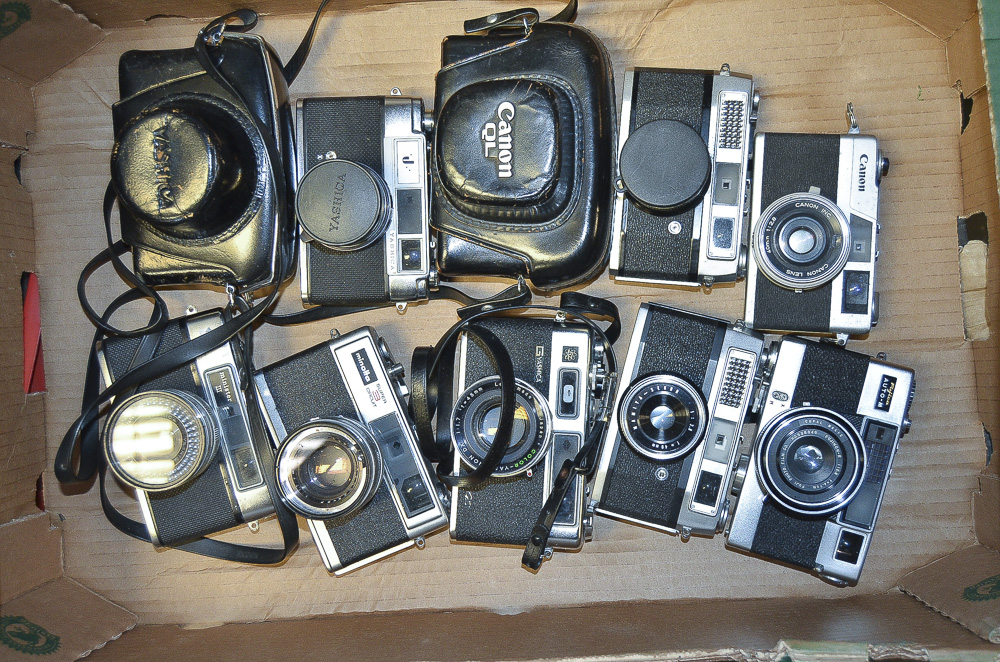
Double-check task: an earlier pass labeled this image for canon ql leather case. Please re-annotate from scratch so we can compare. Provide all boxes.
[431,20,616,290]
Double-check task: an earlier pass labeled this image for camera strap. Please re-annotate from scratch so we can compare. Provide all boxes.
[409,292,619,569]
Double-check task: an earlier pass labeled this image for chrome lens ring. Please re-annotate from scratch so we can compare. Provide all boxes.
[753,192,851,290]
[618,374,707,461]
[275,418,384,520]
[756,407,866,516]
[451,377,552,477]
[103,389,220,492]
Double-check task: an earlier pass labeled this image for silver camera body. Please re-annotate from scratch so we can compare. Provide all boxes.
[295,94,434,309]
[591,303,764,539]
[254,327,448,574]
[744,119,888,341]
[97,311,274,547]
[609,66,758,288]
[449,318,599,552]
[726,335,915,585]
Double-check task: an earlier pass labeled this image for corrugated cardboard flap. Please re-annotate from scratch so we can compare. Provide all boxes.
[0,578,136,661]
[0,0,103,86]
[899,544,1000,643]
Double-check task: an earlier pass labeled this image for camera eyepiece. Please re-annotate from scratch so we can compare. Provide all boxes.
[275,418,384,520]
[103,390,220,492]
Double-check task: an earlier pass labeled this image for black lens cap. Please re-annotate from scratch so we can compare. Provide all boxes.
[112,109,224,226]
[296,159,392,250]
[619,119,711,213]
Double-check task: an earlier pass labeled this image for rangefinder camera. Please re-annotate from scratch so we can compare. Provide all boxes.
[295,92,434,310]
[610,66,758,288]
[449,317,606,554]
[726,335,915,585]
[98,310,274,547]
[744,105,889,341]
[254,327,448,575]
[591,303,764,539]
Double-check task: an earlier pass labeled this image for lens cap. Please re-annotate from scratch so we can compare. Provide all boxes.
[111,99,262,239]
[619,119,711,213]
[296,159,393,251]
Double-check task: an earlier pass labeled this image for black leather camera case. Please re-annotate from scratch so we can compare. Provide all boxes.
[111,34,294,290]
[431,22,615,290]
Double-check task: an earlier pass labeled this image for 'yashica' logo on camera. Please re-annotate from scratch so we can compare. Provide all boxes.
[875,374,896,412]
[151,125,179,213]
[481,102,515,179]
[353,349,377,386]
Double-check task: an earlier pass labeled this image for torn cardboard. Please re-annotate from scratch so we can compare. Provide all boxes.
[899,544,1000,644]
[0,514,60,605]
[0,0,103,86]
[0,578,136,661]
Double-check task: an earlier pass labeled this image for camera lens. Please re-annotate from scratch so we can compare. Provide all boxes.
[756,407,866,515]
[752,192,851,290]
[451,377,552,476]
[619,374,706,460]
[275,418,384,519]
[295,159,393,251]
[103,390,220,492]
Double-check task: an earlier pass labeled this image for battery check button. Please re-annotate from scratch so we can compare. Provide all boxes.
[557,369,580,419]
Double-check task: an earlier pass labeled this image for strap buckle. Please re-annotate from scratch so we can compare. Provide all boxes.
[465,8,539,35]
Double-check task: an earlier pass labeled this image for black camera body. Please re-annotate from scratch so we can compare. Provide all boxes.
[744,126,888,340]
[431,20,616,290]
[254,327,448,575]
[591,304,764,539]
[294,95,434,308]
[110,33,294,290]
[449,317,601,551]
[97,310,275,547]
[610,67,758,288]
[726,336,915,585]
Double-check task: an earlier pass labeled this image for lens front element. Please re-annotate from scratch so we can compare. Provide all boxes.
[276,418,384,519]
[103,390,220,491]
[753,192,851,290]
[619,374,707,460]
[757,407,866,515]
[452,377,552,476]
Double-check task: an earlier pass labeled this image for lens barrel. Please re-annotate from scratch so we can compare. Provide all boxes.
[618,374,707,461]
[752,192,851,290]
[451,377,552,477]
[756,407,866,515]
[103,389,220,492]
[275,418,384,519]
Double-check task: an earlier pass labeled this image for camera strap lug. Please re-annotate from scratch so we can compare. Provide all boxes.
[464,0,577,35]
[846,102,860,134]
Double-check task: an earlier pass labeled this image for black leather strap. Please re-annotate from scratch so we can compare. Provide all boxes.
[262,278,531,327]
[463,0,578,33]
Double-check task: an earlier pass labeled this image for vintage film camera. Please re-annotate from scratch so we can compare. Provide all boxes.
[591,303,764,539]
[609,66,758,288]
[726,336,915,585]
[743,106,889,341]
[295,94,434,309]
[448,317,605,552]
[110,30,294,291]
[98,310,275,547]
[254,327,448,574]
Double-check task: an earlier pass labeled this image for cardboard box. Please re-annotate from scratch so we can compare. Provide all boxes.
[2,0,1000,658]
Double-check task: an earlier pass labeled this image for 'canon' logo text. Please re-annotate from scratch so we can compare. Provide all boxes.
[481,102,515,179]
